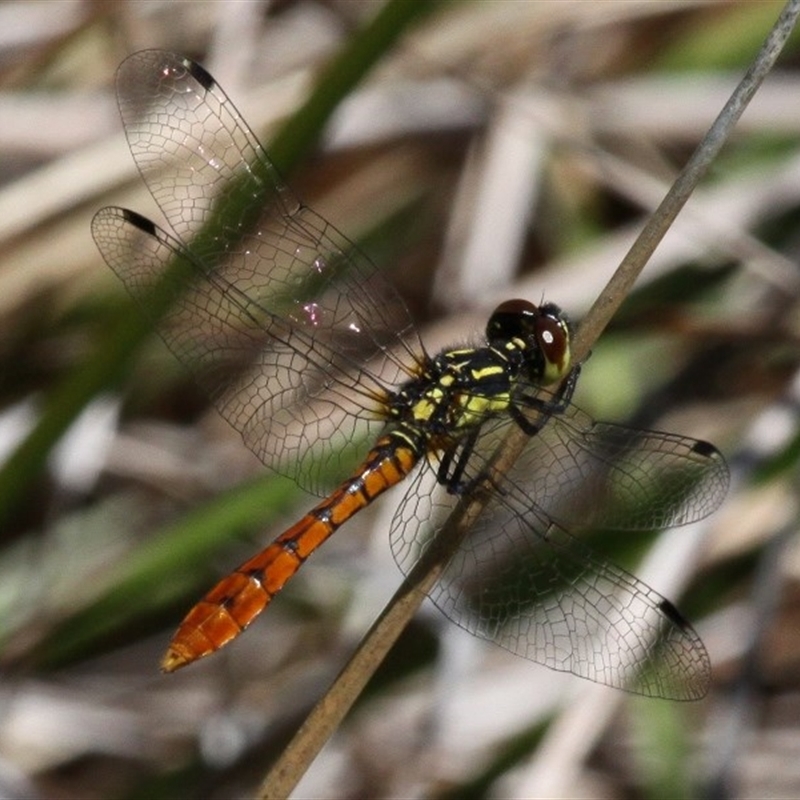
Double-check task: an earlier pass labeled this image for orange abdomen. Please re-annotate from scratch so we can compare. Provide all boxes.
[161,434,419,672]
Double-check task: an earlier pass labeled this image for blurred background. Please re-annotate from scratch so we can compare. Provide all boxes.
[1,1,799,797]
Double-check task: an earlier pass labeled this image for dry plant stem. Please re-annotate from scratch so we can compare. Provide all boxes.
[258,3,799,798]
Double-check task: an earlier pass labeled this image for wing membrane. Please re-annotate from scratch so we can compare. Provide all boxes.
[93,206,387,491]
[95,50,428,493]
[389,396,726,699]
[391,458,712,700]
[507,399,729,531]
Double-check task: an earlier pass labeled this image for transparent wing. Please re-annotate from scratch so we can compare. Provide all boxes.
[389,394,727,700]
[93,205,394,492]
[507,397,730,531]
[95,50,427,494]
[391,465,710,700]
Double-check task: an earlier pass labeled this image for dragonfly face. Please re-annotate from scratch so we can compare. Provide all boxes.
[92,50,729,698]
[487,299,572,385]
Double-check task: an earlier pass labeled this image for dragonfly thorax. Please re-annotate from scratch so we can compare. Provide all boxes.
[387,299,571,451]
[388,346,514,444]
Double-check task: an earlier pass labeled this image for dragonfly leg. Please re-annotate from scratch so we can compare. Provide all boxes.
[511,365,581,435]
[437,368,584,492]
[437,428,482,495]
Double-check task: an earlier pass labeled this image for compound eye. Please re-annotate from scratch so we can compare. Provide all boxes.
[486,298,537,341]
[493,298,537,316]
[535,310,571,382]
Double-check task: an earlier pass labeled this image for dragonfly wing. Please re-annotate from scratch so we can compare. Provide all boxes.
[114,50,421,369]
[507,395,729,531]
[115,50,294,244]
[93,206,389,492]
[97,50,427,493]
[390,463,710,700]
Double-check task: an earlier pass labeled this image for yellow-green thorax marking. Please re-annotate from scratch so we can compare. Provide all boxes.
[385,299,573,457]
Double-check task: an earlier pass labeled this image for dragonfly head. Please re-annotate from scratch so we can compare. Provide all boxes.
[486,299,572,385]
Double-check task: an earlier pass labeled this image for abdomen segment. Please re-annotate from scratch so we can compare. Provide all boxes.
[161,434,419,672]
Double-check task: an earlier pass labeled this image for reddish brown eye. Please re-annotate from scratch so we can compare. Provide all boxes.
[486,298,537,342]
[535,307,572,382]
[485,299,572,383]
[493,298,537,316]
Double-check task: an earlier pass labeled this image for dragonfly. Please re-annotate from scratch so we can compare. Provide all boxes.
[92,50,729,700]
